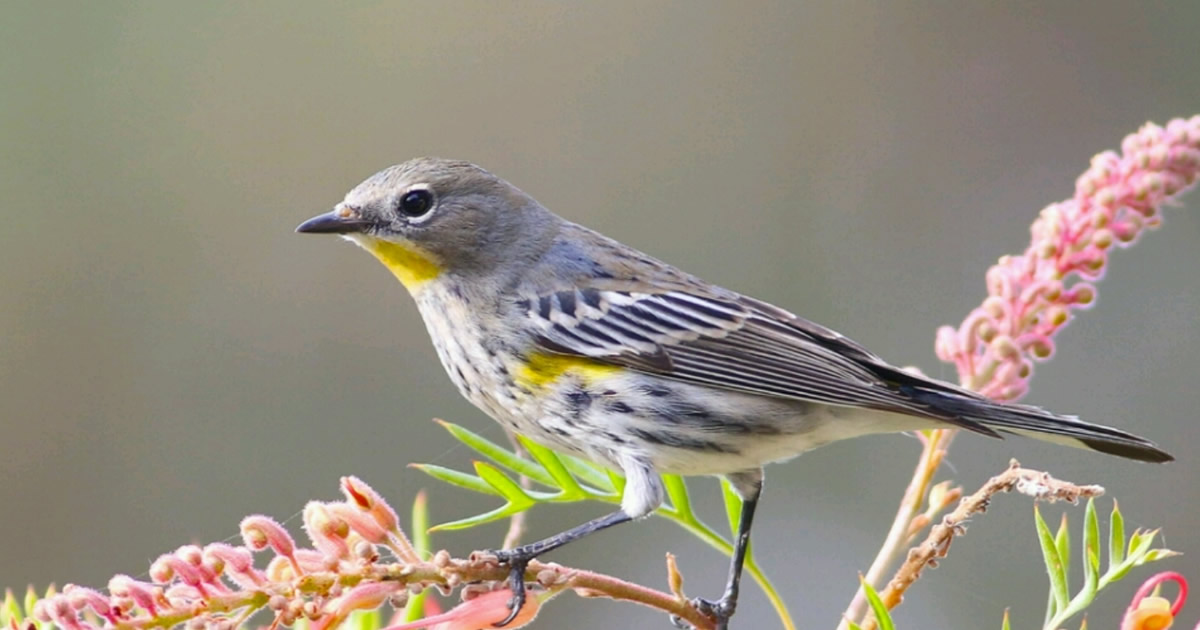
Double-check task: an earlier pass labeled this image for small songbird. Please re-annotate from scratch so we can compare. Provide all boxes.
[297,158,1171,629]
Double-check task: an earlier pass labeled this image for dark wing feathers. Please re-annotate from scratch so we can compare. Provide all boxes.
[520,288,999,435]
[517,285,1172,462]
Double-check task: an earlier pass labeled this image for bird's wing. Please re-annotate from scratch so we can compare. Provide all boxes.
[517,287,998,434]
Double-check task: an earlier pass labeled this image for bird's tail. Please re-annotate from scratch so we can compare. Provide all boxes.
[908,389,1173,463]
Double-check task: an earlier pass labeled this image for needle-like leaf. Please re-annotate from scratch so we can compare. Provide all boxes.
[1035,505,1069,615]
[411,464,498,496]
[433,420,556,487]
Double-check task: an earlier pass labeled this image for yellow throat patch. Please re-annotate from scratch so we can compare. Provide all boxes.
[354,237,442,291]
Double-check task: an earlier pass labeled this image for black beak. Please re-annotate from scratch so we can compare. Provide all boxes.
[295,209,371,234]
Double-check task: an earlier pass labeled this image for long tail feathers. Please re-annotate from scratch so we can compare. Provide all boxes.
[911,389,1173,463]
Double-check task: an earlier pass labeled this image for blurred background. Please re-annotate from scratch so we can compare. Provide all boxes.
[2,3,1198,628]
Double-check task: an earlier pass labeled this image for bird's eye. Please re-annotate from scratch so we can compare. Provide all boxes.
[398,189,434,218]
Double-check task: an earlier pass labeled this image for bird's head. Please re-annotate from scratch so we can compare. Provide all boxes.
[297,158,553,292]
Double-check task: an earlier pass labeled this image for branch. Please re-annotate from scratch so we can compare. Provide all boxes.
[24,477,719,630]
[837,428,955,630]
[858,460,1104,630]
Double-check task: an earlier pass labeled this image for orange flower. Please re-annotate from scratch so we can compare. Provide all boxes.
[1122,571,1187,630]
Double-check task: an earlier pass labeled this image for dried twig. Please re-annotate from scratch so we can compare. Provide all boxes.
[839,428,956,629]
[858,460,1104,630]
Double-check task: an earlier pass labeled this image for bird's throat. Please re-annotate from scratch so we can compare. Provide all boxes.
[350,236,442,291]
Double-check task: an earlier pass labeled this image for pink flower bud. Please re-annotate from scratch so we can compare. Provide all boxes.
[163,584,203,609]
[294,548,339,573]
[107,576,160,617]
[240,516,296,558]
[36,595,91,630]
[175,545,226,592]
[988,335,1020,362]
[150,554,209,597]
[311,582,404,630]
[982,296,1009,321]
[241,515,301,576]
[1064,283,1095,306]
[382,588,540,630]
[327,502,389,545]
[265,556,296,583]
[934,326,959,363]
[1091,228,1114,250]
[940,118,1199,399]
[304,501,352,560]
[63,585,115,624]
[204,543,265,589]
[341,476,400,534]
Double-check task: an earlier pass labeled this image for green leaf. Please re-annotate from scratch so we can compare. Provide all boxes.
[403,491,431,622]
[1000,608,1011,630]
[1127,529,1159,563]
[517,436,588,500]
[411,464,498,496]
[755,571,794,630]
[858,576,895,630]
[1102,556,1135,586]
[411,490,431,557]
[559,454,618,493]
[1082,499,1100,587]
[434,420,556,487]
[416,433,795,630]
[347,609,382,630]
[1096,518,1173,589]
[429,502,531,531]
[423,463,540,532]
[721,479,742,538]
[661,474,695,521]
[1055,512,1071,586]
[1142,548,1180,563]
[1047,547,1100,629]
[474,461,537,506]
[1035,505,1070,615]
[606,468,627,496]
[720,479,754,560]
[1109,499,1125,567]
[2,588,20,626]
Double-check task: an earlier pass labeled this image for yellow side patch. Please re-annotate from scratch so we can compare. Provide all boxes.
[516,352,622,389]
[361,238,442,291]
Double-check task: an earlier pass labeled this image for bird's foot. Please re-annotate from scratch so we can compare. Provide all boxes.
[691,593,737,630]
[487,547,535,627]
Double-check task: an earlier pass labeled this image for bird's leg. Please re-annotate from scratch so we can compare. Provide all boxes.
[489,455,662,627]
[489,510,633,627]
[693,468,763,630]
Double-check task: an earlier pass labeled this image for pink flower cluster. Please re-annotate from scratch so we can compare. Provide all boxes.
[23,478,508,630]
[937,116,1200,401]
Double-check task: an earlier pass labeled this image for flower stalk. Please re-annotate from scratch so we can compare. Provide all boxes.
[842,116,1200,629]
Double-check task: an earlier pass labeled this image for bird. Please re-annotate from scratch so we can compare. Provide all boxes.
[296,158,1171,629]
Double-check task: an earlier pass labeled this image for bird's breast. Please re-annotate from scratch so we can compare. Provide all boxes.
[413,287,543,426]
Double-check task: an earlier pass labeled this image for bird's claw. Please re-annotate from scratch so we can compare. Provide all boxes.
[489,548,533,628]
[691,595,736,630]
